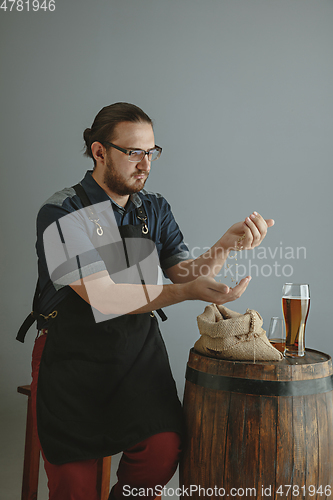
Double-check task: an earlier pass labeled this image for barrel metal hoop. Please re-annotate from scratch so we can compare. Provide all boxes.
[185,365,333,397]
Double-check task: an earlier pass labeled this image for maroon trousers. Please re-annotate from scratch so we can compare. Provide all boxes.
[31,335,181,500]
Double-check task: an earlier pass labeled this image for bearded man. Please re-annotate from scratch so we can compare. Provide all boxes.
[28,102,273,500]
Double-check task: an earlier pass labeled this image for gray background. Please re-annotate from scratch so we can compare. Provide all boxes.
[1,0,332,498]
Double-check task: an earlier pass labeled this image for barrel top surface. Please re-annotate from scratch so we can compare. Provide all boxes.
[187,348,332,381]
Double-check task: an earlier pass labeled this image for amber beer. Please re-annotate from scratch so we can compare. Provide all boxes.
[269,339,285,354]
[282,293,310,357]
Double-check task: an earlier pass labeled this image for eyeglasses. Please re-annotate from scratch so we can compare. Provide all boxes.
[103,141,162,162]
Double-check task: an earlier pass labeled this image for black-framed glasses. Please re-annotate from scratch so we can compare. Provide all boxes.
[103,141,162,162]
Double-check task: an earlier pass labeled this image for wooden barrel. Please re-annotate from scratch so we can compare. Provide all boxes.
[179,348,333,499]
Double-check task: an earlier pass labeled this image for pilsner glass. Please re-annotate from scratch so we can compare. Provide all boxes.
[267,317,285,354]
[282,283,310,357]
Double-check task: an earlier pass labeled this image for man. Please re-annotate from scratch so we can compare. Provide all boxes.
[31,102,274,500]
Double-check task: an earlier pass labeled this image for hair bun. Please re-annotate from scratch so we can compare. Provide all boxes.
[83,128,92,144]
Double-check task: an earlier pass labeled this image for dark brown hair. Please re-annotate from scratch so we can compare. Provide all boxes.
[83,102,153,166]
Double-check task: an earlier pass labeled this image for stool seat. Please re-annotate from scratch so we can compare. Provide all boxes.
[17,384,111,500]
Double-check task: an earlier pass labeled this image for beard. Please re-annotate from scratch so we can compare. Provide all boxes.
[103,156,149,196]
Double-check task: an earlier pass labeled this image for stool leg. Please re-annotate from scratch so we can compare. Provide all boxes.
[21,393,40,500]
[97,455,112,500]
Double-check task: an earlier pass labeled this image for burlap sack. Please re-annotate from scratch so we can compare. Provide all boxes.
[194,304,283,361]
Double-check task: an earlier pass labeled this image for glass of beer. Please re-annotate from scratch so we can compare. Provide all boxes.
[282,283,310,357]
[267,317,285,354]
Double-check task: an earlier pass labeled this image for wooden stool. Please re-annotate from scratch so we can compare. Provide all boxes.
[17,385,111,500]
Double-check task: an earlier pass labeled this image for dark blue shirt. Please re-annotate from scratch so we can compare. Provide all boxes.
[36,171,189,327]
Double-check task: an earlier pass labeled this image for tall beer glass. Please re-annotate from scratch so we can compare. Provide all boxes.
[282,283,310,357]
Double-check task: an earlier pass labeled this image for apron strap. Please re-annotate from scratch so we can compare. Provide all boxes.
[73,184,104,236]
[135,205,149,235]
[16,279,40,343]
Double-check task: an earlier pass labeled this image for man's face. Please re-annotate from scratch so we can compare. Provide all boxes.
[103,121,155,196]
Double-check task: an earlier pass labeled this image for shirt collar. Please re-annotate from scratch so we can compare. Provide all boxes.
[109,192,144,215]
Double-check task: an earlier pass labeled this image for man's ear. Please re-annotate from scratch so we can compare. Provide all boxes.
[91,142,106,163]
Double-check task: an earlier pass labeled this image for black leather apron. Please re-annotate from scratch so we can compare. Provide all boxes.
[36,196,183,465]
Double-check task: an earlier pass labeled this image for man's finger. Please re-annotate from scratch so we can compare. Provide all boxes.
[244,217,261,246]
[265,218,275,227]
[215,276,251,304]
[230,276,252,295]
[208,282,230,294]
[235,276,252,288]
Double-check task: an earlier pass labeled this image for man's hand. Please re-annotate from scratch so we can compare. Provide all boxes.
[219,212,274,252]
[166,211,274,284]
[70,272,251,316]
[184,275,252,305]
